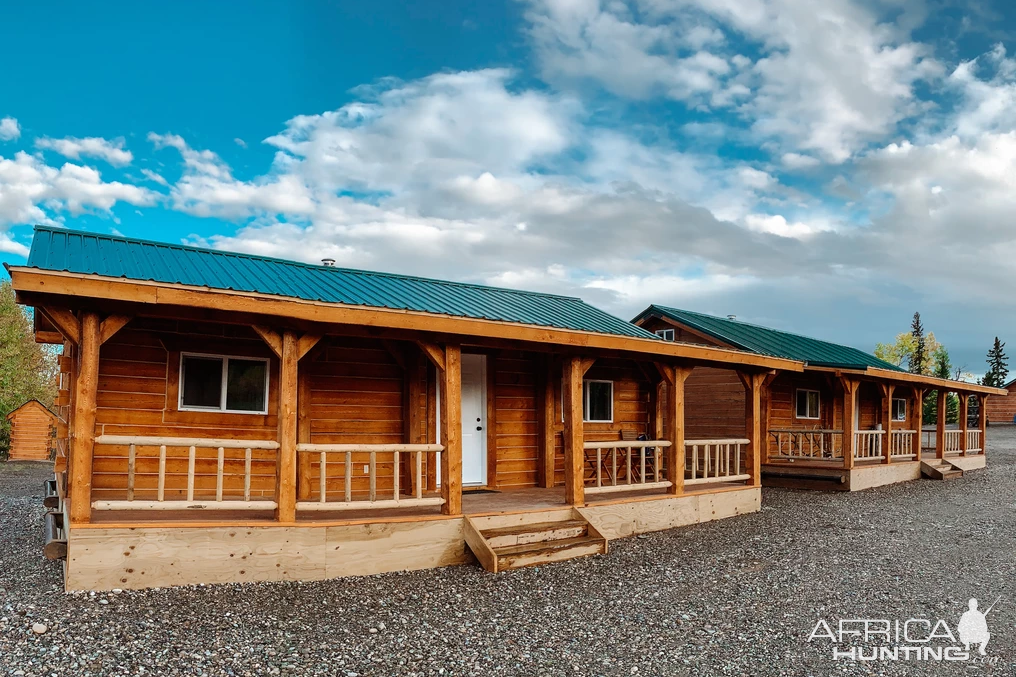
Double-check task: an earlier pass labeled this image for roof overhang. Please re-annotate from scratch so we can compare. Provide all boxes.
[8,267,805,373]
[807,364,1007,396]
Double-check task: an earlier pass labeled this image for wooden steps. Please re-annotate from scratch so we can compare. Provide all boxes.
[921,459,964,481]
[464,509,607,573]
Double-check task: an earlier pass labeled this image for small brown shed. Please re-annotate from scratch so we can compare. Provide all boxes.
[5,400,58,462]
[985,379,1016,424]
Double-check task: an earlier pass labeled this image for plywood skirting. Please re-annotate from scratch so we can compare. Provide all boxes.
[66,518,472,591]
[578,487,760,540]
[846,461,922,491]
[943,455,986,472]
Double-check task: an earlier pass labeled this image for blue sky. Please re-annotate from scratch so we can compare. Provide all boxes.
[3,0,1016,375]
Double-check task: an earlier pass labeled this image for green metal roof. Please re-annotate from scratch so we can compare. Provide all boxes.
[20,226,657,340]
[636,305,903,371]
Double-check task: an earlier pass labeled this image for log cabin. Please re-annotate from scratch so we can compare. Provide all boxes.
[984,379,1016,424]
[6,226,801,591]
[632,306,1007,491]
[5,400,58,462]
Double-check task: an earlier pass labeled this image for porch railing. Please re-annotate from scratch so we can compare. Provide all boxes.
[685,439,751,485]
[888,430,918,459]
[91,435,280,511]
[295,443,445,511]
[854,430,885,460]
[769,429,843,460]
[967,430,983,454]
[583,440,672,494]
[943,430,963,456]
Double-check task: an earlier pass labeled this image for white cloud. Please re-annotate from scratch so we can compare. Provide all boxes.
[234,138,247,148]
[781,152,821,169]
[140,168,170,187]
[35,136,133,166]
[0,151,155,228]
[0,117,20,142]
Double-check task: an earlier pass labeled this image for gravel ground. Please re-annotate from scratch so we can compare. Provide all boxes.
[2,432,1016,677]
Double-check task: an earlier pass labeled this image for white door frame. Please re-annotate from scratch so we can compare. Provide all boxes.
[460,353,488,486]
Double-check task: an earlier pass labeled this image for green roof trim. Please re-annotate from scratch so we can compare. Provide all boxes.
[636,305,903,372]
[21,226,658,340]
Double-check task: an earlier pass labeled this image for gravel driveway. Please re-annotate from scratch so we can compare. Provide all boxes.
[2,430,1015,677]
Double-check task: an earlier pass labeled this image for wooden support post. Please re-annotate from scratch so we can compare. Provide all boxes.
[537,357,557,488]
[935,390,947,460]
[959,393,969,456]
[738,372,765,487]
[439,345,462,515]
[841,378,859,469]
[880,383,894,464]
[657,363,692,496]
[652,381,665,442]
[912,387,924,459]
[980,395,989,456]
[276,330,298,522]
[563,356,594,505]
[406,352,425,495]
[297,369,312,500]
[69,312,99,523]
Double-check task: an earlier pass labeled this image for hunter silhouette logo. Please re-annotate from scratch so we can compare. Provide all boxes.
[957,597,997,656]
[808,596,1000,663]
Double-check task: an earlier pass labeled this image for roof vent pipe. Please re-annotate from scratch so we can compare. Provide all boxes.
[727,314,737,321]
[321,258,336,267]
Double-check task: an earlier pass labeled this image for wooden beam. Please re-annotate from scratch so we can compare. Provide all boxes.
[276,330,299,521]
[840,377,859,470]
[296,333,323,361]
[296,369,313,501]
[980,395,989,457]
[98,314,131,345]
[563,356,585,506]
[439,345,462,515]
[40,307,80,344]
[959,393,969,456]
[9,268,806,372]
[739,372,766,487]
[880,383,894,464]
[537,356,557,489]
[251,325,283,358]
[912,387,924,459]
[69,312,100,523]
[664,366,693,495]
[381,339,407,370]
[936,390,947,460]
[416,340,446,372]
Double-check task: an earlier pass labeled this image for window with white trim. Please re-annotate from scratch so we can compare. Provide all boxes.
[892,398,907,421]
[655,328,675,341]
[795,389,820,420]
[583,380,613,422]
[179,353,270,414]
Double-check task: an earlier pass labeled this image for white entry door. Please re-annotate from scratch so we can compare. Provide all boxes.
[460,354,487,486]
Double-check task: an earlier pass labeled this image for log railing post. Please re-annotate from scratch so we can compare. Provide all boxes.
[880,383,894,464]
[841,378,858,469]
[276,330,299,522]
[69,311,99,523]
[297,370,312,501]
[935,390,947,460]
[958,394,969,456]
[439,345,462,515]
[657,363,692,496]
[563,356,594,505]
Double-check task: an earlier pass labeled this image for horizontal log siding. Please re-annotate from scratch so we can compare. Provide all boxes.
[493,351,540,489]
[684,367,746,440]
[305,338,425,501]
[91,320,279,501]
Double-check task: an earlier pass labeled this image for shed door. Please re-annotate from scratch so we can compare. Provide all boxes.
[460,354,487,486]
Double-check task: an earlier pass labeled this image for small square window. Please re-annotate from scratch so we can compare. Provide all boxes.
[584,380,613,422]
[892,398,907,422]
[180,353,269,414]
[795,389,820,419]
[655,328,675,341]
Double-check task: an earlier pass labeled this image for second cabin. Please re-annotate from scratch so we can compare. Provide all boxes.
[633,306,1005,491]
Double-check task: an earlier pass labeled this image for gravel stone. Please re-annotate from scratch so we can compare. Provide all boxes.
[1,431,1015,676]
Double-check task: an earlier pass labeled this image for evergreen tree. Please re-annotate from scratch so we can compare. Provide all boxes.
[909,312,926,375]
[924,347,959,424]
[983,337,1009,387]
